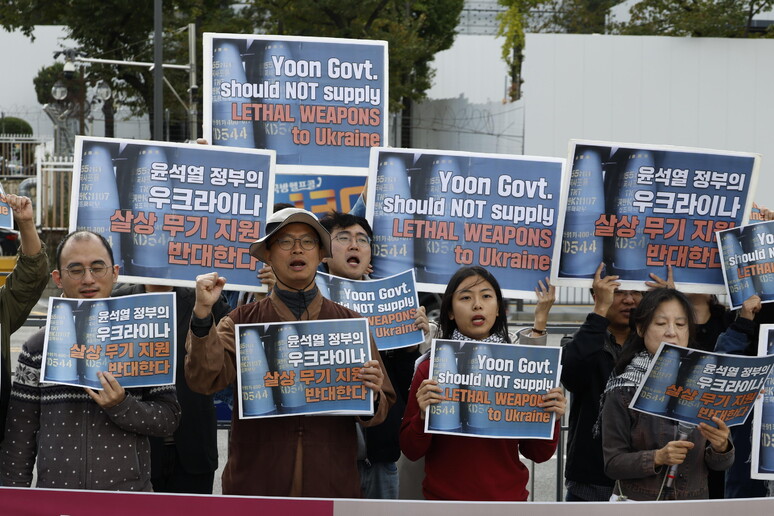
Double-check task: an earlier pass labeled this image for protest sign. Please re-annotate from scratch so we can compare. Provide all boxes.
[425,339,561,439]
[365,148,565,299]
[555,141,759,293]
[630,343,774,427]
[752,324,774,479]
[315,269,423,351]
[274,172,365,215]
[717,221,774,310]
[236,318,373,419]
[72,136,275,291]
[0,182,13,230]
[42,293,176,389]
[204,33,387,172]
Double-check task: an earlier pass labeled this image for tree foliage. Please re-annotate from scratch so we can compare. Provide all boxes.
[0,117,33,135]
[613,0,774,37]
[241,0,464,112]
[2,0,463,134]
[1,1,248,139]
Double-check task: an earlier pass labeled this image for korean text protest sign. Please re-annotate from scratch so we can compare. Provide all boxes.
[752,325,774,479]
[204,33,387,172]
[42,292,176,389]
[72,136,275,291]
[236,318,373,418]
[718,221,774,310]
[366,148,565,299]
[555,140,759,293]
[315,269,423,351]
[274,171,365,215]
[630,343,774,427]
[426,339,562,439]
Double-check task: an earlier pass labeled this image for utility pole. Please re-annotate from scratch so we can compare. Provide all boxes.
[153,0,163,140]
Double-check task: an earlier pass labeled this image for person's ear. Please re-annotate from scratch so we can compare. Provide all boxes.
[52,269,63,289]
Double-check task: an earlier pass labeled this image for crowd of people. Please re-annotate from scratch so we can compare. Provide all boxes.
[0,193,769,503]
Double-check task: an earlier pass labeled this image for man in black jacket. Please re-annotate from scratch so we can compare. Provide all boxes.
[319,211,427,499]
[561,262,642,501]
[112,283,230,494]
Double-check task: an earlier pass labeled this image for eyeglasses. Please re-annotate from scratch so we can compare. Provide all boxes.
[271,236,319,251]
[332,232,371,247]
[63,265,110,280]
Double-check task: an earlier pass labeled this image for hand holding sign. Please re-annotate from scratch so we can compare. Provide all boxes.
[537,387,566,417]
[592,263,620,317]
[417,378,443,421]
[698,416,732,453]
[85,371,127,408]
[358,359,384,393]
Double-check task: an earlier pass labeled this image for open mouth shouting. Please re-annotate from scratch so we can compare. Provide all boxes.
[471,314,487,327]
[289,258,307,271]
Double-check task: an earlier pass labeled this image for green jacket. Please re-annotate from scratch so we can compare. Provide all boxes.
[0,245,49,443]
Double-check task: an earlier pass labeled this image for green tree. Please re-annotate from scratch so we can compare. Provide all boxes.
[0,117,33,135]
[1,1,248,140]
[540,0,619,34]
[613,0,774,37]
[3,0,463,134]
[497,0,548,100]
[241,0,464,112]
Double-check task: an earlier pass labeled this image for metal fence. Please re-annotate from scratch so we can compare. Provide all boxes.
[0,134,40,177]
[37,155,73,231]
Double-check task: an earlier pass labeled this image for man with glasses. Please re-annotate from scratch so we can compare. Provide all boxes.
[319,211,426,499]
[185,207,395,497]
[561,262,643,501]
[0,194,49,445]
[1,230,181,490]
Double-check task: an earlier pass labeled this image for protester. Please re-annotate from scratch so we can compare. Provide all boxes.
[400,265,565,501]
[112,283,231,494]
[711,294,769,498]
[184,207,395,497]
[319,210,428,499]
[0,194,49,445]
[601,288,734,501]
[0,230,181,490]
[560,262,644,500]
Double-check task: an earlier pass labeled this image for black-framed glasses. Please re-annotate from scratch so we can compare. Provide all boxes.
[332,232,371,247]
[63,265,110,280]
[271,236,319,251]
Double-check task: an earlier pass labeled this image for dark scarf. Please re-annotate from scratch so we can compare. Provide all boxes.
[273,283,319,320]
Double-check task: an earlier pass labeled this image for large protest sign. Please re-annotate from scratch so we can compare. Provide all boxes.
[236,318,373,419]
[425,339,561,439]
[274,172,365,215]
[366,148,565,299]
[42,293,176,389]
[630,343,774,427]
[72,136,274,291]
[315,270,423,351]
[555,141,759,293]
[717,221,774,310]
[204,33,387,172]
[752,325,774,479]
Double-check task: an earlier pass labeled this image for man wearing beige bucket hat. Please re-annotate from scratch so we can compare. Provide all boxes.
[185,207,395,498]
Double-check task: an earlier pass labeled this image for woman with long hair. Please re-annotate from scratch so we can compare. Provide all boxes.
[601,288,734,500]
[400,266,565,500]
